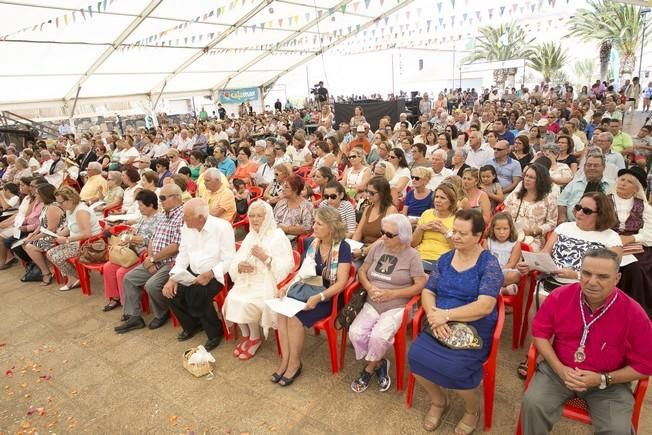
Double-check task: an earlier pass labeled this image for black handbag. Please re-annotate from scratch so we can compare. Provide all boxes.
[20,262,43,282]
[335,287,367,330]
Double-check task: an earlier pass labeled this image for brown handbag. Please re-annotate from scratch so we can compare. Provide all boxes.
[78,239,108,264]
[106,235,139,268]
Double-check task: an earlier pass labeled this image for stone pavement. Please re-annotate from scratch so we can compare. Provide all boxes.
[1,266,649,434]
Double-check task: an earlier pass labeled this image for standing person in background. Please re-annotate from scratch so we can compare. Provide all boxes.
[623,76,641,123]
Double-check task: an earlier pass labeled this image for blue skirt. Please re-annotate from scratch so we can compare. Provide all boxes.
[295,298,343,328]
[408,332,489,390]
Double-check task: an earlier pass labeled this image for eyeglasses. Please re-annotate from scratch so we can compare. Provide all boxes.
[494,147,508,152]
[411,176,421,181]
[380,230,398,239]
[366,190,378,195]
[348,155,359,159]
[574,204,598,215]
[159,194,179,201]
[323,194,339,200]
[274,147,281,151]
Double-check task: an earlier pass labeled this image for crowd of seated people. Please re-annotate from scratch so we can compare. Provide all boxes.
[1,80,651,434]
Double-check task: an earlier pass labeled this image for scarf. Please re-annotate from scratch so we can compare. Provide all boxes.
[305,237,340,285]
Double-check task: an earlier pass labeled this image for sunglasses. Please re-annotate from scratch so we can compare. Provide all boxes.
[366,190,378,195]
[348,155,359,159]
[323,194,339,200]
[380,230,398,239]
[494,148,508,152]
[411,176,421,181]
[574,204,598,215]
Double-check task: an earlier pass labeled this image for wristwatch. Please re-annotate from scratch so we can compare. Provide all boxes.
[599,373,608,390]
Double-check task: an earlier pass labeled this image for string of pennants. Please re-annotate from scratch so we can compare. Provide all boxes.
[120,0,571,52]
[0,0,120,41]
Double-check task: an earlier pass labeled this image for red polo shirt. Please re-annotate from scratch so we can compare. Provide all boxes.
[532,283,652,375]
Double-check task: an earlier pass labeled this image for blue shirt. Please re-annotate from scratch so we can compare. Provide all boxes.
[217,158,236,178]
[490,157,522,189]
[557,177,614,221]
[498,130,515,145]
[585,122,598,141]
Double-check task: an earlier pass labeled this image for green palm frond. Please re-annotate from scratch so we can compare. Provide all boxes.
[463,22,535,64]
[528,42,569,82]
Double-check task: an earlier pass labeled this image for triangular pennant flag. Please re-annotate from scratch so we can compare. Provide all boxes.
[450,0,455,6]
[475,10,481,20]
[462,13,467,21]
[97,1,101,13]
[88,5,93,17]
[437,2,442,12]
[64,15,68,26]
[103,0,107,11]
[500,6,505,15]
[364,0,371,8]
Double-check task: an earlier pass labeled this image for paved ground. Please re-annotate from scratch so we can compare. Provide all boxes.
[0,265,650,435]
[0,110,650,434]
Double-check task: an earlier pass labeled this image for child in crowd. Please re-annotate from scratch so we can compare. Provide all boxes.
[478,165,503,212]
[177,166,197,196]
[233,179,250,217]
[483,212,521,295]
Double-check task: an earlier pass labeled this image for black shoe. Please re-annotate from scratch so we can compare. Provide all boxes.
[120,314,128,322]
[148,314,169,330]
[279,363,303,387]
[374,358,392,392]
[204,336,222,351]
[177,328,200,342]
[114,316,145,334]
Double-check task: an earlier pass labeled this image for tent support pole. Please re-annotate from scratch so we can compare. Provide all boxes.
[69,86,81,119]
[153,81,167,112]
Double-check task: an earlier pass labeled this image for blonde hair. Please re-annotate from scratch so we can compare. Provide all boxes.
[411,166,432,183]
[316,206,346,243]
[55,185,81,205]
[374,161,395,182]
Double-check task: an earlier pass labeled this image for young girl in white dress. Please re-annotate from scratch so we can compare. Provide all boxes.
[483,212,522,295]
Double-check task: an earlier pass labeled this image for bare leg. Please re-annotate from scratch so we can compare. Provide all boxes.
[24,244,51,276]
[452,387,481,433]
[0,238,10,265]
[414,374,447,406]
[274,315,290,376]
[283,316,305,377]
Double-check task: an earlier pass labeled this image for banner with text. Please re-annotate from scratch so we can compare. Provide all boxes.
[218,87,259,104]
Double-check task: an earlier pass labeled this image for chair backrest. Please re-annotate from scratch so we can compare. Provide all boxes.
[485,294,505,368]
[248,186,263,199]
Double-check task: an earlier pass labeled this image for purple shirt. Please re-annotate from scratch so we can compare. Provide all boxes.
[533,283,652,375]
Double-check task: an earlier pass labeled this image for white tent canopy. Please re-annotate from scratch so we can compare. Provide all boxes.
[0,0,413,110]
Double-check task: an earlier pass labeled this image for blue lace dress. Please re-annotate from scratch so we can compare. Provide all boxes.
[407,249,503,389]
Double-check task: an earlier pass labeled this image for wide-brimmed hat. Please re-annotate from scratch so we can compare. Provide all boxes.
[617,166,647,190]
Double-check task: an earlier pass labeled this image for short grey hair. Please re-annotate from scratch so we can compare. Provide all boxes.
[454,147,468,158]
[598,131,613,144]
[203,167,221,182]
[381,213,413,245]
[542,142,560,155]
[184,198,209,218]
[87,162,102,172]
[107,171,122,183]
[585,147,606,166]
[583,248,621,273]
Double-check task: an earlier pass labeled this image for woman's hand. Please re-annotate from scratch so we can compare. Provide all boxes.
[238,262,255,274]
[432,323,452,340]
[554,268,578,280]
[55,236,68,245]
[251,245,268,262]
[352,249,362,259]
[516,262,531,275]
[369,287,392,303]
[304,294,321,311]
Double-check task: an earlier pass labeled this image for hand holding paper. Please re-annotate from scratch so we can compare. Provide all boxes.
[265,297,306,317]
[521,251,558,274]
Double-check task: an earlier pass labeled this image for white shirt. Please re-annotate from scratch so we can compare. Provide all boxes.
[170,215,236,286]
[427,167,454,191]
[464,144,494,168]
[176,137,194,153]
[256,162,275,186]
[151,142,169,158]
[613,194,652,246]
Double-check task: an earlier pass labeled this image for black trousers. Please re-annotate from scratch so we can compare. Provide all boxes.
[170,277,223,340]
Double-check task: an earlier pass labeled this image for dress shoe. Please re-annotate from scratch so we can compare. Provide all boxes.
[177,328,199,341]
[114,316,145,334]
[148,314,169,330]
[204,336,222,351]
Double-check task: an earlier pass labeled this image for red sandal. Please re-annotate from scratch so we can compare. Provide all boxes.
[238,338,263,360]
[232,336,250,357]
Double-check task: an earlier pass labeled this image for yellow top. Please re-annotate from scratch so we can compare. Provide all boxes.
[79,174,107,202]
[417,210,454,261]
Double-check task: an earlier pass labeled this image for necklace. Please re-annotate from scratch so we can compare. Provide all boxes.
[574,290,618,363]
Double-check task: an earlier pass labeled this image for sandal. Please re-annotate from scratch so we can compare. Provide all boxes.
[232,336,250,357]
[59,279,80,292]
[517,360,528,380]
[454,411,480,435]
[278,363,303,387]
[238,338,263,360]
[102,298,121,312]
[423,396,448,431]
[270,370,286,383]
[40,273,53,286]
[351,368,374,393]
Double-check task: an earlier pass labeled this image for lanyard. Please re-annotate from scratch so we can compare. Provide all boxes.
[574,290,618,363]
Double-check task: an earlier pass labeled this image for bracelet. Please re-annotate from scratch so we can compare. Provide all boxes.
[319,292,325,302]
[445,309,450,322]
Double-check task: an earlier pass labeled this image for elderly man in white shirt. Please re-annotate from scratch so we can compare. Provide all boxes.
[464,131,494,168]
[175,129,194,153]
[162,198,235,351]
[427,149,454,191]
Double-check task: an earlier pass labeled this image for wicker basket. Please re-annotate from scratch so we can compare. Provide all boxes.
[182,348,214,377]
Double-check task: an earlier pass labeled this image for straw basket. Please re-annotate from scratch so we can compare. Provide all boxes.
[182,348,214,377]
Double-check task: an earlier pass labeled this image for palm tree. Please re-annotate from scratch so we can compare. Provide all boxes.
[528,42,569,83]
[463,23,535,88]
[568,0,647,81]
[573,58,597,86]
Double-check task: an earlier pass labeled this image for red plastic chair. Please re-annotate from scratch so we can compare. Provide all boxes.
[248,186,263,200]
[75,224,132,296]
[103,203,123,218]
[67,231,108,294]
[294,166,313,179]
[406,295,506,431]
[515,345,649,435]
[311,265,357,374]
[503,243,536,349]
[232,215,249,233]
[494,202,506,213]
[296,232,313,255]
[339,292,421,391]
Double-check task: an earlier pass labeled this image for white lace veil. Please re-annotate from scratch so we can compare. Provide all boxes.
[247,199,277,241]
